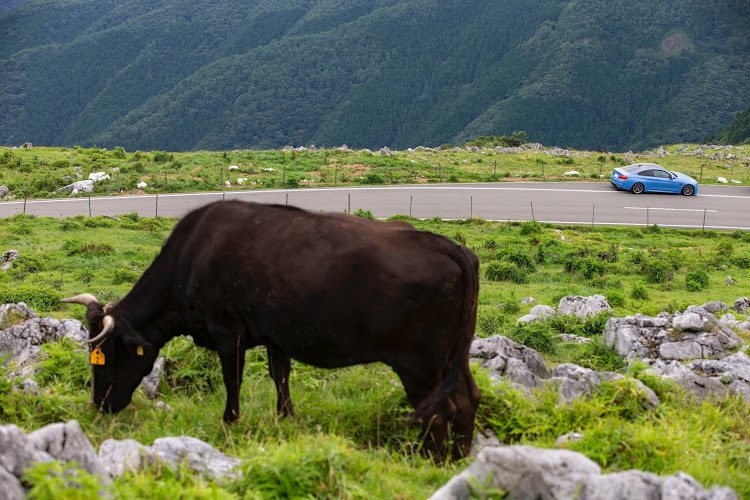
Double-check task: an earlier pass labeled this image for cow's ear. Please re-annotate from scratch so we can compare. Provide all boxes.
[123,330,152,349]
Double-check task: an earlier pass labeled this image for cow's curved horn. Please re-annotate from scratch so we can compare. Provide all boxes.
[88,315,115,344]
[61,293,100,306]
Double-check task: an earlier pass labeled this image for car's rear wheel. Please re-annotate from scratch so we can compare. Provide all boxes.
[681,185,695,196]
[631,183,644,194]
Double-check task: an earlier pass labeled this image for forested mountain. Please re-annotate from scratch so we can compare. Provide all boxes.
[706,106,750,145]
[1,0,748,152]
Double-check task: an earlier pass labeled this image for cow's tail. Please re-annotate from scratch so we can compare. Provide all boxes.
[413,244,479,423]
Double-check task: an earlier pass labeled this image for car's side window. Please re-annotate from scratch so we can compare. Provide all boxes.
[639,170,653,177]
[653,170,670,179]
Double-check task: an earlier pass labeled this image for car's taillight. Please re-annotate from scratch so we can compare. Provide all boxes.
[617,174,628,180]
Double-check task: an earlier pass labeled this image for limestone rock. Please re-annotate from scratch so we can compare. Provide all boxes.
[429,446,737,500]
[558,294,612,318]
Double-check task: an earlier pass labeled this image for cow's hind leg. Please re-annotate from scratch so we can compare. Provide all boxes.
[450,365,481,460]
[395,367,456,461]
[267,344,294,416]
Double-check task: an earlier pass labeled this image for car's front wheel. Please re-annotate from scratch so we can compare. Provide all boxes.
[681,185,695,196]
[631,183,644,194]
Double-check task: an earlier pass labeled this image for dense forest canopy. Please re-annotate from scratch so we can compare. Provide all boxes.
[0,0,748,152]
[706,105,750,145]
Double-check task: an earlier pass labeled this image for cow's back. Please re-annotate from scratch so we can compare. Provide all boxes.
[166,201,475,368]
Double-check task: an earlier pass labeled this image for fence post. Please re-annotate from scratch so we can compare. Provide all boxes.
[592,205,595,228]
[283,164,286,186]
[702,208,707,234]
[410,195,413,218]
[23,191,27,214]
[494,160,497,182]
[348,193,351,214]
[699,164,704,184]
[220,167,223,188]
[335,164,338,186]
[155,194,158,218]
[386,162,389,184]
[599,161,603,179]
[439,164,442,183]
[647,207,649,226]
[117,171,120,194]
[470,196,473,218]
[286,193,288,205]
[88,194,91,217]
[164,172,167,190]
[530,201,535,221]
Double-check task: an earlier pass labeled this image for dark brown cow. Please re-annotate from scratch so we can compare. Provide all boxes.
[63,200,480,459]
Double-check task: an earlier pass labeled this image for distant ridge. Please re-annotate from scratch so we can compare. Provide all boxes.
[0,0,748,152]
[706,106,750,145]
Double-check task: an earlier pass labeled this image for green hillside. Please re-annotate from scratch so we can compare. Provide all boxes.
[0,0,748,152]
[706,105,750,145]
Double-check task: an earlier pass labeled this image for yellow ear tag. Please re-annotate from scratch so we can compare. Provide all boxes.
[90,348,105,366]
[136,345,144,356]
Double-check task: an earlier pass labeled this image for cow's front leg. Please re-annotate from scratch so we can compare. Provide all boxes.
[267,344,294,416]
[217,337,246,423]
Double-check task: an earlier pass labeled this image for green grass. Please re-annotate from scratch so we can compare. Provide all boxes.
[2,212,750,497]
[1,144,749,199]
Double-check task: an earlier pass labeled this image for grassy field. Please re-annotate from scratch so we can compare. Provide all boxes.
[1,143,749,200]
[1,212,750,498]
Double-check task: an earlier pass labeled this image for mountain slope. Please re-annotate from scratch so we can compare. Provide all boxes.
[0,0,748,151]
[706,105,750,145]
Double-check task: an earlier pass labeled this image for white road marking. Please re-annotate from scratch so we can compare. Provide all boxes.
[624,207,718,212]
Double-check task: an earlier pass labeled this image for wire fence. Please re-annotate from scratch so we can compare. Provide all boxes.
[0,188,735,232]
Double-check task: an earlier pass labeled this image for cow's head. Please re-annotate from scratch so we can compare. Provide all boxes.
[62,293,158,413]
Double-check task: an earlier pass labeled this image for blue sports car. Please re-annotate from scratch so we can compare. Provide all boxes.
[610,163,698,196]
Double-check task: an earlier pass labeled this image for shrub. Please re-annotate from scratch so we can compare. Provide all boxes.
[121,212,141,222]
[361,173,384,185]
[476,310,506,337]
[685,269,709,291]
[0,284,60,311]
[643,259,672,284]
[716,239,734,255]
[519,220,542,235]
[59,220,82,232]
[35,339,90,389]
[605,289,626,308]
[630,283,649,301]
[732,254,750,269]
[152,151,172,163]
[562,256,607,279]
[485,261,528,283]
[10,255,45,273]
[497,249,536,271]
[507,321,556,354]
[283,177,299,188]
[354,208,374,219]
[112,146,126,158]
[569,337,627,372]
[548,311,611,338]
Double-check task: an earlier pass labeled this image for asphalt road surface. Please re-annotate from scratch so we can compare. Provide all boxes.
[2,182,749,230]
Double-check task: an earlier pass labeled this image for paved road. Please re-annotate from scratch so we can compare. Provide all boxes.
[2,182,749,230]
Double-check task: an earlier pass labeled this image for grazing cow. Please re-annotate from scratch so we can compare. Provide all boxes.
[63,200,480,459]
